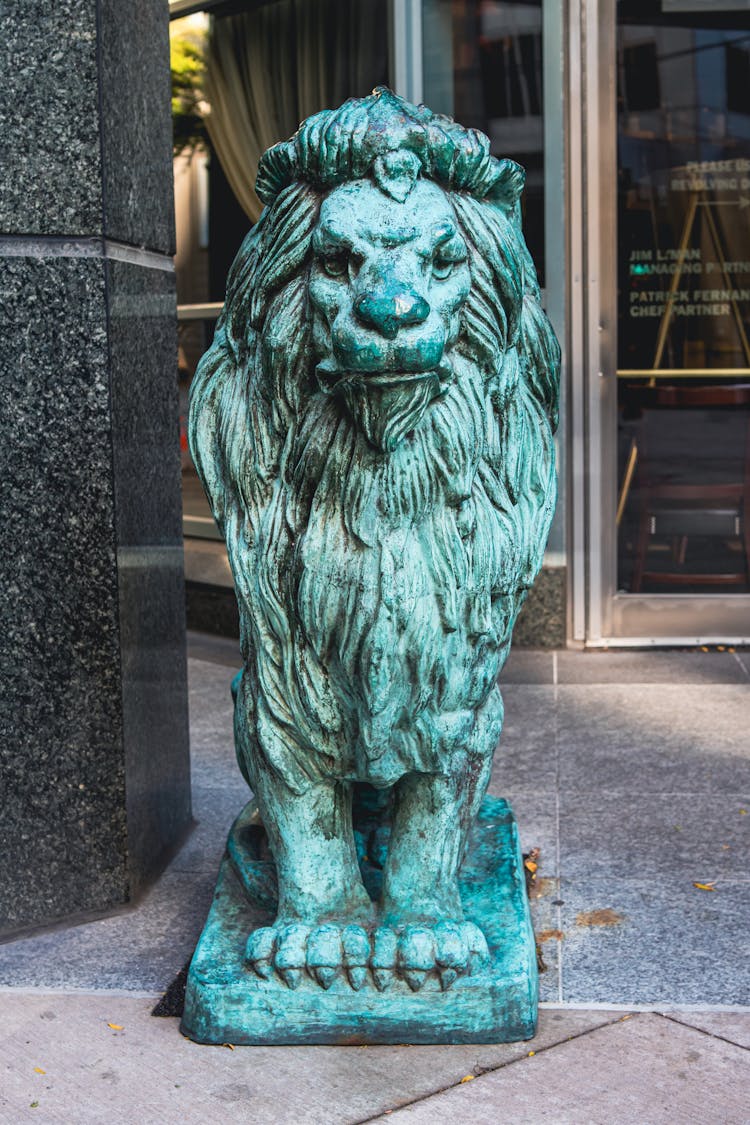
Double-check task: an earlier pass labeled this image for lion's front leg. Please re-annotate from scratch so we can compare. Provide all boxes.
[377,692,500,990]
[246,770,376,990]
[375,764,491,990]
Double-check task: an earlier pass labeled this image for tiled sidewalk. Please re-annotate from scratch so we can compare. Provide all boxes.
[2,992,749,1124]
[1,636,748,1122]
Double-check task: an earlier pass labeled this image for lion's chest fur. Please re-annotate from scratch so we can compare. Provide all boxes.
[251,465,513,781]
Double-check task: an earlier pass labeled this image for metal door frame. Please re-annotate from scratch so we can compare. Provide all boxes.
[567,0,750,645]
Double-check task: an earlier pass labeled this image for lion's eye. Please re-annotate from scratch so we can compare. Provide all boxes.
[432,258,455,280]
[322,254,349,278]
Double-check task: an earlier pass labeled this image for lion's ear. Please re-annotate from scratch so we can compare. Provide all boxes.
[485,158,526,225]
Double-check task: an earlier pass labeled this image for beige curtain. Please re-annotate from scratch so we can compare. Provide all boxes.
[204,0,387,222]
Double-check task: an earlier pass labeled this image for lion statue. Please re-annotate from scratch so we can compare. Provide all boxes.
[189,89,559,995]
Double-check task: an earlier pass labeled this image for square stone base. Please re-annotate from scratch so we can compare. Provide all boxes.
[181,796,538,1045]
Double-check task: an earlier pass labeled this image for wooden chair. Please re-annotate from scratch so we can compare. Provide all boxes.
[626,383,750,593]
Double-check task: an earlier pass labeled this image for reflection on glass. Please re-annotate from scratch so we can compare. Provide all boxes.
[616,2,750,594]
[423,0,545,282]
[172,2,390,540]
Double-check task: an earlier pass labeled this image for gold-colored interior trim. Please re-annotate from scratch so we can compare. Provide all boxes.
[617,369,750,378]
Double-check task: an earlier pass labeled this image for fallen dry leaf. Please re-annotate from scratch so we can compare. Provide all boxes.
[575,909,623,927]
[522,848,540,895]
[222,1043,235,1050]
[107,1023,123,1031]
[33,1068,45,1075]
[460,1075,475,1084]
[528,1051,536,1057]
[740,809,747,816]
[692,882,716,892]
[537,929,564,943]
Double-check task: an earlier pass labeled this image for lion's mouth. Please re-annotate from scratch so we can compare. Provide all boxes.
[315,358,453,453]
[315,357,452,392]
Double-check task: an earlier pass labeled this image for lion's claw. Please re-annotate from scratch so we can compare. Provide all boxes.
[307,924,342,990]
[273,922,308,990]
[342,925,370,991]
[438,967,458,990]
[245,919,490,990]
[464,921,491,970]
[371,926,398,991]
[245,925,275,979]
[398,926,434,992]
[433,920,469,991]
[346,965,368,991]
[278,966,303,990]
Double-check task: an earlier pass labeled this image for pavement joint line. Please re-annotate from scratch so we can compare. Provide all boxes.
[540,1001,750,1012]
[1,990,746,1014]
[552,790,750,798]
[0,986,161,999]
[659,1010,750,1052]
[553,660,562,1005]
[349,1011,633,1125]
[733,651,750,681]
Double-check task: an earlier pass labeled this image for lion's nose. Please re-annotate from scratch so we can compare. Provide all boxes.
[354,288,429,340]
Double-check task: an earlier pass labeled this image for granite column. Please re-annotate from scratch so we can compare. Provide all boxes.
[0,0,191,935]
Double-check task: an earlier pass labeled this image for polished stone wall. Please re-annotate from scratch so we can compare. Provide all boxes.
[0,1,191,934]
[514,567,567,649]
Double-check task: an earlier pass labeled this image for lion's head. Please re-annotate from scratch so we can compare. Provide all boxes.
[190,89,559,684]
[309,171,471,452]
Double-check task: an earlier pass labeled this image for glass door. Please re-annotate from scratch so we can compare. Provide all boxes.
[577,0,750,643]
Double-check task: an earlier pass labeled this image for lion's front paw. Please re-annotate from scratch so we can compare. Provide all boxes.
[245,923,371,991]
[375,921,489,992]
[245,919,489,991]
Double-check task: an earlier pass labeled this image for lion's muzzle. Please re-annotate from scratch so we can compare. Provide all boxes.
[308,176,472,451]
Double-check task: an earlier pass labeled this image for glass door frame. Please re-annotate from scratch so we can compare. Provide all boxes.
[568,0,750,645]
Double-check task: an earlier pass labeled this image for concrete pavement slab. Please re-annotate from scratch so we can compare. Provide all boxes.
[664,1010,750,1050]
[558,791,750,880]
[558,876,750,1005]
[556,650,749,685]
[530,881,563,1003]
[499,650,555,684]
[167,783,250,876]
[0,871,215,993]
[187,631,242,669]
[187,658,236,765]
[0,993,620,1125]
[490,685,559,792]
[556,684,750,793]
[488,789,558,870]
[373,1012,750,1124]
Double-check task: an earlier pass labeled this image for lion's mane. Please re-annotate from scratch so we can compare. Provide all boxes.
[189,90,560,792]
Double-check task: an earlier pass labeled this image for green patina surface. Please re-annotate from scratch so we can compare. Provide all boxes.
[182,796,537,1045]
[184,88,559,1044]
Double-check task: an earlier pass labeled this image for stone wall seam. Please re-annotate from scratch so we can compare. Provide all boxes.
[0,235,173,272]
